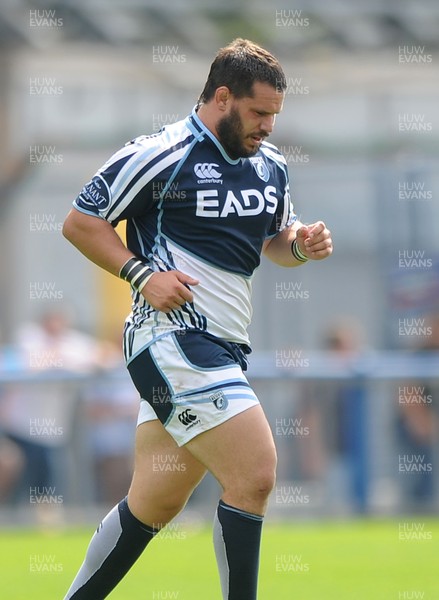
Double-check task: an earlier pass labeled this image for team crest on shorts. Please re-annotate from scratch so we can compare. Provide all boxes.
[209,390,228,411]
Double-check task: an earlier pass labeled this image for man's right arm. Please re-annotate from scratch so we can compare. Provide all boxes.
[63,208,133,276]
[63,208,198,312]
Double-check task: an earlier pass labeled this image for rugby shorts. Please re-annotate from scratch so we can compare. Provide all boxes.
[127,330,259,446]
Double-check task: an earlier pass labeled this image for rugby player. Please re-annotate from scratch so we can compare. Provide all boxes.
[63,38,333,599]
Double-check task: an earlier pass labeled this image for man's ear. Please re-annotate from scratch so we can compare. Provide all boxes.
[214,86,231,111]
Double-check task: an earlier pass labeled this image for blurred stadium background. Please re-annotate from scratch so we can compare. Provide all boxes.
[0,0,438,592]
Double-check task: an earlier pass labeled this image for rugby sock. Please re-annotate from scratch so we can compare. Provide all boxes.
[213,499,264,600]
[64,496,158,599]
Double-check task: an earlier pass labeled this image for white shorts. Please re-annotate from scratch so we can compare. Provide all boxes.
[127,330,259,446]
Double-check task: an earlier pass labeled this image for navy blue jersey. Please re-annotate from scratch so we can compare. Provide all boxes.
[74,108,296,360]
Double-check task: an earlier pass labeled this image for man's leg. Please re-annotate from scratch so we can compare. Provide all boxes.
[186,404,277,600]
[64,420,206,599]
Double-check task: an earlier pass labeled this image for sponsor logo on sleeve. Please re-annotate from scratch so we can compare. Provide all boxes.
[79,175,111,211]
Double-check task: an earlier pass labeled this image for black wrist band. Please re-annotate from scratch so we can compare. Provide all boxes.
[119,257,154,292]
[291,239,308,263]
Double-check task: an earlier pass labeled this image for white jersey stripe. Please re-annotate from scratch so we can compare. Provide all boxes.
[108,146,189,222]
[108,129,194,206]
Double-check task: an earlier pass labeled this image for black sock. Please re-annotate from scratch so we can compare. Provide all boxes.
[64,497,158,599]
[213,499,264,600]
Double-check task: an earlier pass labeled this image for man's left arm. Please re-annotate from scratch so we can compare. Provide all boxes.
[262,219,333,267]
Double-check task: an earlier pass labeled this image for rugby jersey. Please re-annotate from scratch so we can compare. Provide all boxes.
[74,108,296,362]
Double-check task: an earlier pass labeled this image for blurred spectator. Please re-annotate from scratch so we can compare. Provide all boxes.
[396,313,439,509]
[0,310,106,520]
[81,342,138,506]
[0,436,24,502]
[0,331,25,502]
[298,318,369,514]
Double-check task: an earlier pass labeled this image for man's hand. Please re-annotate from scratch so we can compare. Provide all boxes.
[295,221,332,261]
[142,270,199,313]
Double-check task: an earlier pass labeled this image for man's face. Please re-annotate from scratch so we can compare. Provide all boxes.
[216,81,284,159]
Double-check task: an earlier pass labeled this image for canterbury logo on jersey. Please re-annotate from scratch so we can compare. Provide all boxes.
[196,185,278,218]
[194,163,223,182]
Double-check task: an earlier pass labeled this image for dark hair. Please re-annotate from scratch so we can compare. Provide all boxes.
[198,38,286,104]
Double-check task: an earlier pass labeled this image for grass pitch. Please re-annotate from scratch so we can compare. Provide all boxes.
[1,519,437,599]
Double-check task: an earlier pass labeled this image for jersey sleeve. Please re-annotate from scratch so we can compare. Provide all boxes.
[73,138,162,224]
[266,173,296,238]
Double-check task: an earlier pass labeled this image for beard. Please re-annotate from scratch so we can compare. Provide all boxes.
[217,106,265,159]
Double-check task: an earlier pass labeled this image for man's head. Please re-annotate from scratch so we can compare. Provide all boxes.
[197,39,286,159]
[198,38,286,105]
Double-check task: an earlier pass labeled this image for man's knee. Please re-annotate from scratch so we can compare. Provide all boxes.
[245,462,276,498]
[128,482,190,526]
[225,452,277,506]
[128,459,206,526]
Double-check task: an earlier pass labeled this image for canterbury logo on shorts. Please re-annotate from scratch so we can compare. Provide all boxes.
[178,408,198,426]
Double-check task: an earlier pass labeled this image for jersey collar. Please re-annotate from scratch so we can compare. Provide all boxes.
[188,107,241,166]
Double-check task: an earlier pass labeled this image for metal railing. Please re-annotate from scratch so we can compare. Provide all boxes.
[0,351,438,524]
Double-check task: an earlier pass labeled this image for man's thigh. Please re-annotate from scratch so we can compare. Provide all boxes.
[185,404,277,514]
[128,420,206,525]
[127,332,274,516]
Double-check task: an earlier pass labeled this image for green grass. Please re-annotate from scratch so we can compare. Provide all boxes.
[1,519,438,599]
